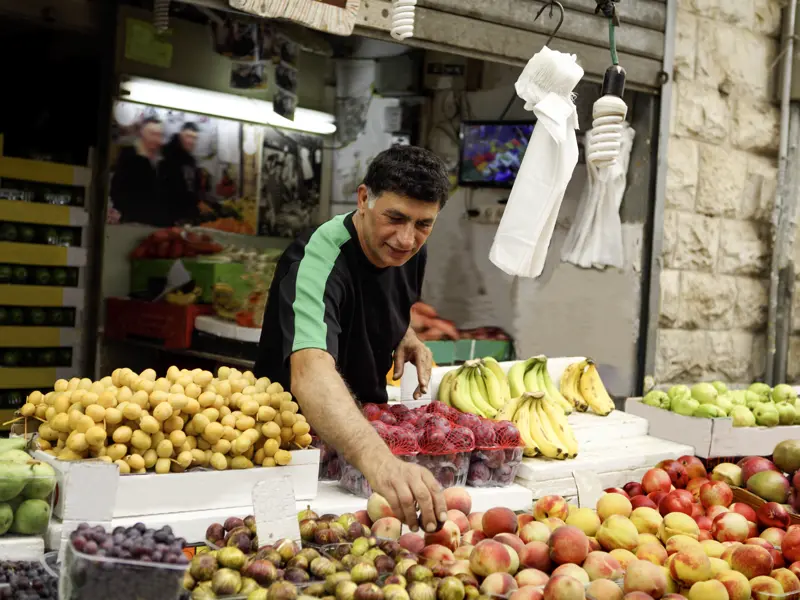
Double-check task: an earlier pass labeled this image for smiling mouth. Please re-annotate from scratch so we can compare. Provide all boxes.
[387,246,411,255]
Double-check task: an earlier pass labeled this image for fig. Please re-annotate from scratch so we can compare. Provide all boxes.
[183,571,196,591]
[321,514,339,521]
[385,575,407,587]
[352,537,371,556]
[339,513,358,529]
[455,574,478,588]
[268,580,299,600]
[243,559,278,586]
[277,539,301,562]
[326,572,354,594]
[330,523,348,539]
[407,565,434,583]
[218,546,247,570]
[352,562,379,584]
[299,548,321,563]
[306,583,327,597]
[287,555,309,571]
[241,577,261,595]
[245,515,257,533]
[316,528,343,545]
[354,583,384,600]
[212,568,243,596]
[374,554,396,573]
[384,585,410,600]
[342,555,363,569]
[311,557,339,578]
[348,522,370,541]
[408,582,435,600]
[228,530,254,554]
[438,577,466,600]
[364,548,386,563]
[256,548,284,567]
[301,519,319,541]
[328,544,352,560]
[395,558,419,577]
[225,517,246,532]
[206,523,225,545]
[192,582,217,600]
[285,567,311,583]
[298,506,319,521]
[337,581,359,600]
[190,553,218,582]
[248,589,269,600]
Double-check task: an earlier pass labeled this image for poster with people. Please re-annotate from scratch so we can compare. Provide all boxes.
[107,101,256,234]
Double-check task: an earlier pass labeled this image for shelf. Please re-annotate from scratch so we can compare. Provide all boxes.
[0,199,88,227]
[0,326,80,347]
[0,367,76,389]
[0,285,84,307]
[0,242,87,267]
[0,156,91,187]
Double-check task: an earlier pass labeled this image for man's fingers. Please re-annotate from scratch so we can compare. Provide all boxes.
[415,347,433,394]
[392,479,419,532]
[384,489,406,532]
[422,469,448,524]
[393,348,406,380]
[410,476,437,533]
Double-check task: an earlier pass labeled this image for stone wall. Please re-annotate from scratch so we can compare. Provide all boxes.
[656,0,783,385]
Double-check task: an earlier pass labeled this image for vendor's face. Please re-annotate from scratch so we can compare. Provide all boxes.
[180,129,199,154]
[141,122,163,152]
[357,185,439,268]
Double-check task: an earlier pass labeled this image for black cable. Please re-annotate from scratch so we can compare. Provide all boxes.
[595,0,621,26]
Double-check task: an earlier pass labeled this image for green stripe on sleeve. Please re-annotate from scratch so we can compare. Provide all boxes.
[292,213,352,352]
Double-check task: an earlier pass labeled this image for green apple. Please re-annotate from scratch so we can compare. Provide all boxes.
[771,383,798,404]
[776,402,797,426]
[711,381,728,395]
[691,382,718,404]
[730,405,756,427]
[749,382,772,398]
[672,396,700,417]
[694,404,726,418]
[668,384,691,400]
[753,402,780,427]
[643,390,669,409]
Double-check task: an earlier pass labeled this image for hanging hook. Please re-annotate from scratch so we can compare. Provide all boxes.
[534,0,565,46]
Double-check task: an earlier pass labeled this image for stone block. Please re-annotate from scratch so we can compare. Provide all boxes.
[740,155,778,221]
[684,0,754,28]
[788,336,800,382]
[696,20,776,99]
[659,269,681,328]
[667,212,721,271]
[661,209,679,265]
[734,276,768,330]
[655,329,708,383]
[792,281,800,332]
[695,144,747,217]
[753,0,783,36]
[673,81,730,144]
[751,333,767,381]
[674,10,698,81]
[732,97,780,153]
[677,272,737,329]
[706,331,757,382]
[666,138,699,211]
[717,219,770,275]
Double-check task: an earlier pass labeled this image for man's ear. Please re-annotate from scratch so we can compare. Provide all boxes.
[356,184,369,214]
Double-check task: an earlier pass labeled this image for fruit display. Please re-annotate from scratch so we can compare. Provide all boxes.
[0,439,56,537]
[410,302,510,342]
[0,306,76,327]
[0,559,59,600]
[205,515,259,551]
[63,522,189,600]
[437,358,511,419]
[129,227,224,259]
[0,221,81,247]
[642,381,800,427]
[0,264,79,287]
[315,437,342,482]
[18,365,313,473]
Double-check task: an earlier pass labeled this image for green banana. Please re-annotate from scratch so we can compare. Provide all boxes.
[450,367,486,417]
[483,357,511,402]
[478,362,505,411]
[507,360,530,399]
[523,359,544,394]
[468,367,498,418]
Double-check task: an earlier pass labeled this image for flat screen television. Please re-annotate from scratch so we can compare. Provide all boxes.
[458,121,536,188]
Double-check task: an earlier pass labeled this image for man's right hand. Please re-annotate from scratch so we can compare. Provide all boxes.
[365,455,448,534]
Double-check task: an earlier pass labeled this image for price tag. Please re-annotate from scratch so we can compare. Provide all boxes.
[253,475,300,545]
[572,470,604,508]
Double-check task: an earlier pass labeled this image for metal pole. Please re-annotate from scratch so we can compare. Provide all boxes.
[767,0,798,384]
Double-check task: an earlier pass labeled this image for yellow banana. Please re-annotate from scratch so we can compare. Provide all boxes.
[478,363,505,411]
[540,395,579,459]
[579,361,615,416]
[538,360,574,415]
[528,394,565,459]
[483,357,511,402]
[560,361,589,412]
[468,367,498,418]
[437,369,457,406]
[495,395,523,422]
[450,367,486,417]
[474,368,490,403]
[507,359,532,398]
[523,359,544,394]
[512,397,540,457]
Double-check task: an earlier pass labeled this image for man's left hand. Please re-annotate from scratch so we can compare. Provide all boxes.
[393,329,433,399]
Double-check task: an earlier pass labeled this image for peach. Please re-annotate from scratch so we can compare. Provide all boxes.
[711,512,749,543]
[506,545,520,575]
[658,512,700,543]
[770,568,800,596]
[630,496,658,510]
[784,527,800,563]
[517,514,535,531]
[639,532,661,545]
[624,559,667,598]
[371,517,402,540]
[520,521,551,544]
[420,544,455,562]
[566,508,601,537]
[548,526,589,566]
[588,537,601,552]
[586,579,624,600]
[630,507,663,535]
[769,547,784,569]
[597,515,640,552]
[791,561,800,579]
[609,549,638,571]
[663,565,680,594]
[444,487,472,516]
[469,539,513,577]
[542,518,567,533]
[720,542,743,564]
[698,530,713,542]
[597,494,633,522]
[700,481,733,509]
[715,570,750,600]
[515,568,549,587]
[447,510,470,534]
[696,516,712,532]
[519,541,551,572]
[509,586,544,600]
[666,535,702,556]
[495,533,526,555]
[669,548,713,587]
[748,575,783,598]
[760,528,785,549]
[729,544,774,578]
[462,530,487,546]
[442,560,472,578]
[687,580,728,600]
[534,496,570,522]
[708,557,729,576]
[551,564,589,585]
[454,545,473,560]
[744,520,757,539]
[480,572,518,596]
[746,538,774,551]
[707,506,729,522]
[701,540,725,559]
[399,533,425,554]
[483,507,519,538]
[643,468,673,495]
[355,510,372,526]
[367,493,395,522]
[542,575,586,600]
[424,520,460,551]
[661,596,688,600]
[583,551,623,581]
[678,456,708,480]
[636,542,668,566]
[686,478,710,501]
[623,593,654,600]
[729,503,757,523]
[468,512,485,532]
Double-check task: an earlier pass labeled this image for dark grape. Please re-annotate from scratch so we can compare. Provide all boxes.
[0,559,58,600]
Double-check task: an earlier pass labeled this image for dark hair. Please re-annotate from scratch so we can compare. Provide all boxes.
[141,117,162,127]
[363,146,450,208]
[181,122,199,133]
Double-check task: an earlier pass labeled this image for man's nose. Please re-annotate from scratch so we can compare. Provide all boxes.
[396,224,415,249]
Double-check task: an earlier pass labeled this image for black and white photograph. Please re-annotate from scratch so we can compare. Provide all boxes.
[211,19,260,61]
[230,61,269,90]
[274,32,299,66]
[275,62,298,94]
[274,88,298,121]
[259,127,323,238]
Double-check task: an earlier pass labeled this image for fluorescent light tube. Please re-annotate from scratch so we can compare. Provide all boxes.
[121,76,337,136]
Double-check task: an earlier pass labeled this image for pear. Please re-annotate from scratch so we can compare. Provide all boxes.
[730,406,756,428]
[671,396,699,417]
[753,403,780,427]
[0,462,32,502]
[776,402,797,426]
[23,462,56,500]
[771,383,797,404]
[10,498,51,535]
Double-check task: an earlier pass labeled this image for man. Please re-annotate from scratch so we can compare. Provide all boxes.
[255,146,450,533]
[159,122,202,224]
[110,117,165,226]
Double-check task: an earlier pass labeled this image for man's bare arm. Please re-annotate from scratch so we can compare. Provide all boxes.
[290,348,446,531]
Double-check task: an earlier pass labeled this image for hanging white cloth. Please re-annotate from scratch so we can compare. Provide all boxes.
[489,47,584,279]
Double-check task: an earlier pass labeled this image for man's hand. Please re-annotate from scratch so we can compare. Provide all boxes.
[393,328,433,399]
[364,454,447,533]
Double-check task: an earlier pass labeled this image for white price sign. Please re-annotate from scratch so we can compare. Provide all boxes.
[253,475,300,545]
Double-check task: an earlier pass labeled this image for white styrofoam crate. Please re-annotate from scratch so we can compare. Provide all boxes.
[0,535,45,561]
[626,397,800,458]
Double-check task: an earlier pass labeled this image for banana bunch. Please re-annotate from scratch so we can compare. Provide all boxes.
[500,391,578,460]
[437,357,510,418]
[507,356,574,415]
[560,359,615,416]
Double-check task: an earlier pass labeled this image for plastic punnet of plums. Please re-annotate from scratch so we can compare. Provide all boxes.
[0,559,59,600]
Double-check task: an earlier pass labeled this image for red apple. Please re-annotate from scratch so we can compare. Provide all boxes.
[630,496,657,510]
[659,491,693,517]
[686,478,710,502]
[761,528,787,548]
[748,521,759,539]
[624,482,645,497]
[789,561,800,579]
[678,455,708,480]
[604,488,630,499]
[691,503,705,520]
[729,503,758,523]
[699,481,733,508]
[698,530,713,541]
[659,459,690,489]
[647,491,668,507]
[708,505,729,522]
[757,502,791,530]
[696,516,712,531]
[739,456,779,485]
[642,468,672,495]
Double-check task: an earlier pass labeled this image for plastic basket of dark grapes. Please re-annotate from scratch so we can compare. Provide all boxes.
[315,438,342,481]
[61,522,190,600]
[0,557,59,599]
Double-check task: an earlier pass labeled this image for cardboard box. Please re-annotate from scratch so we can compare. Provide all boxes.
[625,398,800,458]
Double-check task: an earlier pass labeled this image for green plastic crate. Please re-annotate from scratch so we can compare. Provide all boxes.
[130,259,249,304]
[425,339,513,366]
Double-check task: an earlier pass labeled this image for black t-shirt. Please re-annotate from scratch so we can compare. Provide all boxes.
[254,212,425,404]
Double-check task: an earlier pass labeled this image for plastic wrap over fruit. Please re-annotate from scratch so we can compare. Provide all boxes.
[455,416,523,488]
[313,436,342,481]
